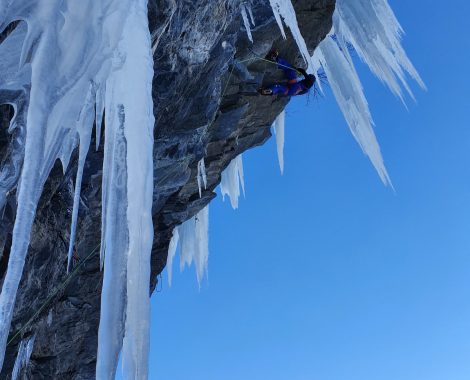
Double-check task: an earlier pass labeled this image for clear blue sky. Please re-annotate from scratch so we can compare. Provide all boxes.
[144,1,470,379]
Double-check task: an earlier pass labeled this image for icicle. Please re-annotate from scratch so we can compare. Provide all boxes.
[334,0,426,102]
[268,0,313,69]
[118,0,155,378]
[197,158,208,198]
[309,0,424,184]
[194,206,209,286]
[247,4,255,25]
[97,0,155,378]
[220,155,245,209]
[178,217,196,272]
[241,4,253,43]
[11,335,35,380]
[95,85,105,150]
[67,85,96,273]
[273,111,285,175]
[0,1,132,370]
[166,228,179,286]
[177,206,209,286]
[312,37,391,185]
[96,102,130,380]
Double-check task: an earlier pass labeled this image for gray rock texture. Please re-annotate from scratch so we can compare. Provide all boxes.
[0,0,334,378]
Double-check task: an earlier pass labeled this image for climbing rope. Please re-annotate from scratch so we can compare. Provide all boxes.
[7,243,101,347]
[211,54,303,131]
[6,54,304,348]
[220,54,303,100]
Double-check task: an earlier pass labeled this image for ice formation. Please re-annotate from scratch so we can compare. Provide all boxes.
[220,155,245,209]
[166,228,180,286]
[268,0,313,69]
[197,158,208,198]
[333,0,426,102]
[97,0,155,379]
[241,4,254,43]
[11,335,35,380]
[270,0,424,184]
[0,0,155,377]
[273,111,285,175]
[242,4,253,42]
[167,206,209,286]
[0,0,424,377]
[312,37,391,184]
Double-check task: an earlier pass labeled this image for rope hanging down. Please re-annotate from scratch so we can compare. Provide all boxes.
[7,243,101,347]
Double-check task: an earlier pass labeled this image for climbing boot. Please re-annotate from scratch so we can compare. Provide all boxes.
[258,88,273,96]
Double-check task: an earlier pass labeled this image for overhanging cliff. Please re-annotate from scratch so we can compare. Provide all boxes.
[0,1,334,378]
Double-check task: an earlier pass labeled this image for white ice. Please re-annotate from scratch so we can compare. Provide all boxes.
[0,1,129,369]
[273,111,285,175]
[11,335,35,380]
[0,0,155,377]
[270,0,424,184]
[312,37,391,184]
[166,228,180,286]
[177,206,210,286]
[310,0,424,184]
[197,158,208,198]
[220,155,245,209]
[241,4,253,43]
[334,0,426,102]
[0,22,29,213]
[268,0,313,69]
[97,0,155,379]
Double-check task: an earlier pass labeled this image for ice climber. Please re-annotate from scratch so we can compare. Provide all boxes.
[259,49,316,96]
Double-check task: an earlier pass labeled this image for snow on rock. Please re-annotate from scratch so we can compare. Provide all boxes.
[176,206,210,286]
[11,335,35,380]
[273,111,285,175]
[220,155,245,210]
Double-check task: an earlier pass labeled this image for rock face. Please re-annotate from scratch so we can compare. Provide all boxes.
[0,0,334,378]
